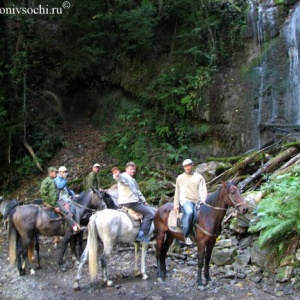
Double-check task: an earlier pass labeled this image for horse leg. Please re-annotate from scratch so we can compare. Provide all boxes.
[58,232,72,265]
[74,241,89,291]
[203,238,217,284]
[69,235,79,265]
[16,237,26,276]
[134,242,141,277]
[21,237,36,276]
[77,231,84,256]
[156,231,174,281]
[197,240,206,287]
[101,246,113,287]
[34,234,41,269]
[161,233,174,278]
[140,242,149,280]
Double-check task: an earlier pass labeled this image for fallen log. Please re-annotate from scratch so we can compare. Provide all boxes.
[218,151,267,183]
[238,146,299,192]
[272,153,300,176]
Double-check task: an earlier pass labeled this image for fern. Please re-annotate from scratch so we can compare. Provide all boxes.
[249,166,300,250]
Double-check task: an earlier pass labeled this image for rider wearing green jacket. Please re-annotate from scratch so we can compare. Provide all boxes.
[40,166,58,206]
[85,163,101,190]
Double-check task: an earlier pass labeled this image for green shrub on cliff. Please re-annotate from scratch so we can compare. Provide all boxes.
[249,166,300,251]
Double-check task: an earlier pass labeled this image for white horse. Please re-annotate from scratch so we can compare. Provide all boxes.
[74,207,155,290]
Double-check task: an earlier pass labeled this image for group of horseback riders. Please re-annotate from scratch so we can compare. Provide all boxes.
[40,159,208,245]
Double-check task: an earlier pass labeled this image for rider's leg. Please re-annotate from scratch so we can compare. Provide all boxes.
[57,200,82,233]
[122,202,154,241]
[181,201,194,245]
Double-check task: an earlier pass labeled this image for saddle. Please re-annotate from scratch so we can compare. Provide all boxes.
[118,206,142,227]
[167,205,199,234]
[36,206,62,221]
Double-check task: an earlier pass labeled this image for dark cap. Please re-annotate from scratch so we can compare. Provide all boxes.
[48,166,58,172]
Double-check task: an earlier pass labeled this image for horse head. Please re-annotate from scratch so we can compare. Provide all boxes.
[223,181,248,214]
[91,188,107,210]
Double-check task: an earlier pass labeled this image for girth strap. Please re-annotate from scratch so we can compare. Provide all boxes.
[194,223,220,237]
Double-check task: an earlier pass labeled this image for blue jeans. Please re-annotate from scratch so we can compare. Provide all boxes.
[181,201,194,237]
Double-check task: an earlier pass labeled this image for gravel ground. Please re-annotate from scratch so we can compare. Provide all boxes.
[0,226,299,300]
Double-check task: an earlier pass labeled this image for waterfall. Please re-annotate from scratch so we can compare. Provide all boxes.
[248,0,278,149]
[284,3,300,124]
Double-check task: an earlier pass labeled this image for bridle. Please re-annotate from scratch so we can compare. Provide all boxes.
[195,182,245,237]
[69,189,106,212]
[202,182,244,211]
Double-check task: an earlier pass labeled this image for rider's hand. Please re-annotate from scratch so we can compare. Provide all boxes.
[54,207,60,212]
[111,167,120,176]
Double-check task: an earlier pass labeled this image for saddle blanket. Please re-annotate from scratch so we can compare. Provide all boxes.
[168,209,184,233]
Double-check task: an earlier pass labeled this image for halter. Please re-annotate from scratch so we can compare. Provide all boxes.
[195,182,245,237]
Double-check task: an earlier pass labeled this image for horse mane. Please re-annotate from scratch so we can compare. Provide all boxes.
[199,186,223,217]
[75,191,90,203]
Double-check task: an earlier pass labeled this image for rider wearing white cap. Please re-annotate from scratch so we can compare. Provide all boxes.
[54,166,84,234]
[174,159,208,245]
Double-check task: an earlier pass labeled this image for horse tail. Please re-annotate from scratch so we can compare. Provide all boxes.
[8,214,17,265]
[88,214,98,282]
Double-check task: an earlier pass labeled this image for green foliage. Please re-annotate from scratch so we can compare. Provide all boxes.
[162,143,188,163]
[15,156,38,176]
[249,166,300,250]
[0,0,250,191]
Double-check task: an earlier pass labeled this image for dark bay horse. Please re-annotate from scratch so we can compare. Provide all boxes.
[8,188,107,275]
[154,181,248,287]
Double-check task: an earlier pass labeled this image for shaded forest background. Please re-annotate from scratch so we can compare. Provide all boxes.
[0,0,290,193]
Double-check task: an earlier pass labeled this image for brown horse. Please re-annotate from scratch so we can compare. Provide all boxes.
[154,181,248,287]
[7,188,106,276]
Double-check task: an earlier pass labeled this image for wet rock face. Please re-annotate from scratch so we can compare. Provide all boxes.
[204,1,300,157]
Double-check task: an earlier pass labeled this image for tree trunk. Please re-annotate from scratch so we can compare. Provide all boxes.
[238,147,299,192]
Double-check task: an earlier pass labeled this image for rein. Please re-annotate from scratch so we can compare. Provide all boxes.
[69,194,102,212]
[195,184,244,237]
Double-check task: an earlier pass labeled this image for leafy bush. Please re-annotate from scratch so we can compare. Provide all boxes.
[249,166,300,250]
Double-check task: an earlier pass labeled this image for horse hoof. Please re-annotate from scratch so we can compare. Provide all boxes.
[53,243,58,249]
[157,278,164,283]
[19,270,26,276]
[106,280,114,287]
[197,285,206,291]
[73,281,80,291]
[30,269,36,276]
[134,271,142,277]
[142,274,148,280]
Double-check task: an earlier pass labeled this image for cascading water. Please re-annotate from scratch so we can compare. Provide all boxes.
[284,3,300,124]
[248,0,278,149]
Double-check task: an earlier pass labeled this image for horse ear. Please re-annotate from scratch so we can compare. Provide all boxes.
[91,187,96,193]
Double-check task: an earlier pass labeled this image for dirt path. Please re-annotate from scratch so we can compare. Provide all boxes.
[0,225,299,300]
[10,118,117,200]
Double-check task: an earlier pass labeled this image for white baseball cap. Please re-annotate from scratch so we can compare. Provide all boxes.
[93,163,100,168]
[182,159,193,166]
[58,166,68,172]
